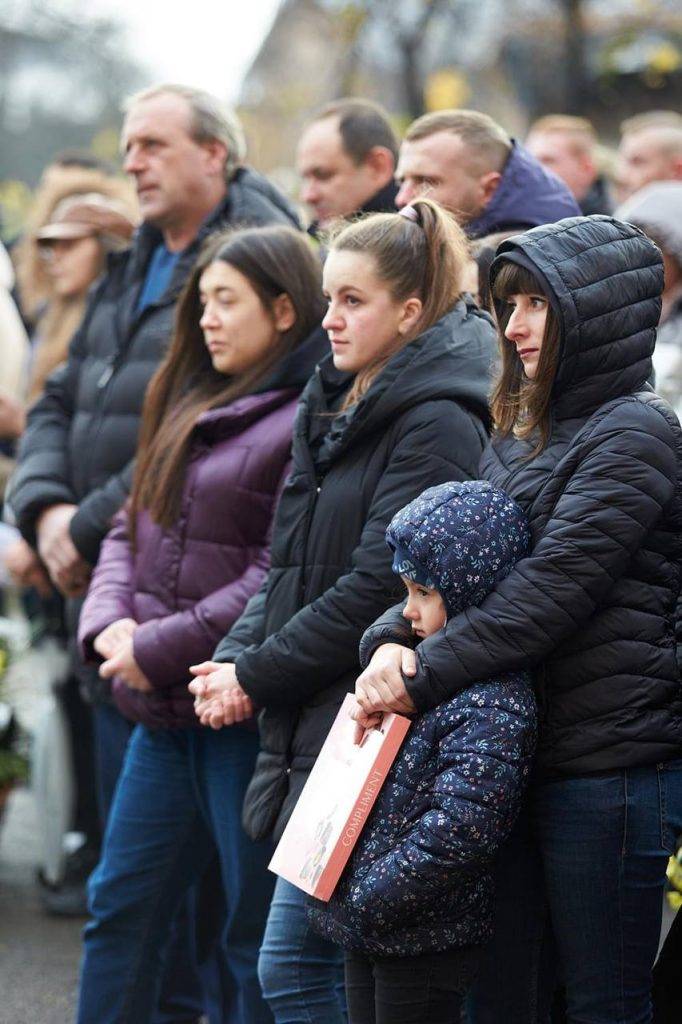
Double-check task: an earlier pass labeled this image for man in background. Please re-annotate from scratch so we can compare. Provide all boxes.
[615,111,682,203]
[297,97,399,235]
[526,114,612,215]
[394,108,580,238]
[9,81,301,1024]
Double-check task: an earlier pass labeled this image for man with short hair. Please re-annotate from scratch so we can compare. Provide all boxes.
[297,97,399,233]
[395,109,580,237]
[616,113,682,203]
[9,82,303,1024]
[526,114,612,215]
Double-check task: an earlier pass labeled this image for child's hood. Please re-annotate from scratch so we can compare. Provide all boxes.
[386,480,530,615]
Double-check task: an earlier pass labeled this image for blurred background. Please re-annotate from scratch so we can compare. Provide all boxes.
[2,0,682,238]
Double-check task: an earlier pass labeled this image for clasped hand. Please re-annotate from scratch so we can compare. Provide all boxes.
[94,618,152,692]
[186,644,416,737]
[188,662,255,729]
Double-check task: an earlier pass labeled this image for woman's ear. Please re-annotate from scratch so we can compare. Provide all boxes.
[273,293,296,333]
[397,296,423,336]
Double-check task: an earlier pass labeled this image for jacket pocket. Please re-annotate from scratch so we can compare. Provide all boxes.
[241,750,289,842]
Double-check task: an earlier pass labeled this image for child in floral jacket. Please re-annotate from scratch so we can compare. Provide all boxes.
[309,480,537,1024]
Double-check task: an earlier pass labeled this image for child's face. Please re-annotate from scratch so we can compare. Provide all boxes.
[401,577,447,638]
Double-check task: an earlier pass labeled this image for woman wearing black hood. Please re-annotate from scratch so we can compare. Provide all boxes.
[355,215,682,1023]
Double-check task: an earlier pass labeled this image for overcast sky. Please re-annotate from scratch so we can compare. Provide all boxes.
[88,0,282,100]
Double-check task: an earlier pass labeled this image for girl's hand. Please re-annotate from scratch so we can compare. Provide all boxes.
[99,636,152,692]
[195,688,255,729]
[349,698,383,745]
[94,618,137,661]
[189,662,254,728]
[188,661,238,701]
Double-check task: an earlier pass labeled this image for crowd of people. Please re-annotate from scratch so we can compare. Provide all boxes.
[1,83,682,1024]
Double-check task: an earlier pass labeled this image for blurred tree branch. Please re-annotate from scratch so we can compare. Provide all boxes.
[329,0,457,116]
[0,0,145,186]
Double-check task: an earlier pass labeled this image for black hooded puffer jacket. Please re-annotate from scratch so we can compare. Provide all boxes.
[361,216,682,776]
[213,298,496,841]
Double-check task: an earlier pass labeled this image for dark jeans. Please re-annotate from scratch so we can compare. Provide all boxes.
[60,673,99,844]
[345,947,478,1024]
[92,701,133,825]
[653,902,682,1024]
[77,722,275,1024]
[93,702,215,1024]
[469,760,682,1024]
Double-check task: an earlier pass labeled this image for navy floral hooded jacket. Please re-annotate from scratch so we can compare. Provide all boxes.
[309,481,537,956]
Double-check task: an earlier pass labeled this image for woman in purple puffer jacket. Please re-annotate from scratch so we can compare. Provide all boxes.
[75,224,327,1024]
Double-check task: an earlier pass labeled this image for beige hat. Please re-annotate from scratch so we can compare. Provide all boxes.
[37,192,137,246]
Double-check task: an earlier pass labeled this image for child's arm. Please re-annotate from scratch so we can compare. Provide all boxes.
[346,681,536,932]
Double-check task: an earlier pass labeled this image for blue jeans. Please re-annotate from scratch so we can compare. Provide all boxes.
[77,724,275,1024]
[469,760,682,1024]
[92,702,134,825]
[259,877,347,1023]
[93,702,220,1024]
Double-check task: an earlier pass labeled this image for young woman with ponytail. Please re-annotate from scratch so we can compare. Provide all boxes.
[189,198,498,1022]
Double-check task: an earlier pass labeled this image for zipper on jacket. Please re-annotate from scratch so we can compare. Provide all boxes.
[97,359,115,389]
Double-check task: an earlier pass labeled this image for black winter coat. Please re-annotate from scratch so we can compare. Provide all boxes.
[213,299,496,841]
[10,168,300,562]
[361,216,682,776]
[9,169,300,700]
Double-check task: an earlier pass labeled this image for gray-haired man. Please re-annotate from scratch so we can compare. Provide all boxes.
[9,82,301,1024]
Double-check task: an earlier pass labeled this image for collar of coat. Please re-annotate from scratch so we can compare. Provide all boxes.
[467,141,581,240]
[119,167,301,301]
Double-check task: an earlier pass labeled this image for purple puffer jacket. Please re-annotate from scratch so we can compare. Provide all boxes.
[78,389,298,728]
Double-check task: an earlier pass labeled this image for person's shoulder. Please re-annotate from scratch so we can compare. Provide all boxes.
[394,397,487,445]
[226,167,300,229]
[589,390,681,451]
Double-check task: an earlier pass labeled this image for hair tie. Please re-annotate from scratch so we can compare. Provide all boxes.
[399,205,420,224]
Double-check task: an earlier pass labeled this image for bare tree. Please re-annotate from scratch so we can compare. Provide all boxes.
[327,0,456,117]
[0,0,145,185]
[558,0,588,113]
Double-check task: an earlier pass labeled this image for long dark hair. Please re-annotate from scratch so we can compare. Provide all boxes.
[328,197,470,409]
[490,260,562,455]
[129,225,325,536]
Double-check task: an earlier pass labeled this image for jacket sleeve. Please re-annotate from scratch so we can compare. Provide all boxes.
[212,578,269,664]
[405,399,680,712]
[77,509,136,662]
[8,282,104,548]
[132,547,272,689]
[234,404,484,707]
[347,685,536,930]
[69,460,135,564]
[358,602,416,668]
[10,346,84,546]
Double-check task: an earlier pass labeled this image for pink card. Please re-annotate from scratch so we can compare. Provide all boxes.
[269,693,411,901]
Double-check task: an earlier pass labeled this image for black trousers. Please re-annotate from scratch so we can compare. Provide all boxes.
[345,946,479,1024]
